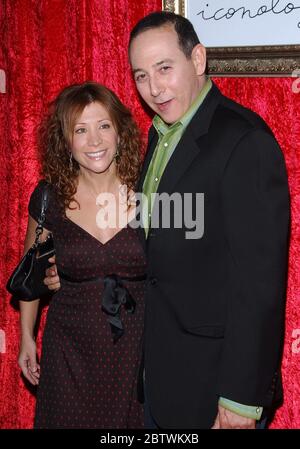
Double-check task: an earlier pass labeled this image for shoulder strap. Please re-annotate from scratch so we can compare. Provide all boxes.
[34,183,50,245]
[38,184,49,226]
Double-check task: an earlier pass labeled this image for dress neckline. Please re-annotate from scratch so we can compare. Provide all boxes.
[65,216,134,246]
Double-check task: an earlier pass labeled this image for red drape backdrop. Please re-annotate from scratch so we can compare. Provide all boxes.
[0,0,299,429]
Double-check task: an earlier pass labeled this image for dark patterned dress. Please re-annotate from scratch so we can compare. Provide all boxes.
[29,181,146,429]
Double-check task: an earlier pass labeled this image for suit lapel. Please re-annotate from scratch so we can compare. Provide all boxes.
[137,126,158,192]
[136,127,158,248]
[156,130,201,195]
[157,83,222,195]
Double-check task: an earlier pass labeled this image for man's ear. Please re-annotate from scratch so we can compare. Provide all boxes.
[192,44,206,76]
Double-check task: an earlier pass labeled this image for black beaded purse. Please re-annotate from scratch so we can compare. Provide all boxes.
[6,185,55,301]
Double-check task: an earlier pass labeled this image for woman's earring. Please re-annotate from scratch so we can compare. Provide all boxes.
[114,147,120,164]
[69,152,73,171]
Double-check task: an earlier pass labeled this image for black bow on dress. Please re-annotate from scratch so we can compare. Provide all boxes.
[101,274,136,343]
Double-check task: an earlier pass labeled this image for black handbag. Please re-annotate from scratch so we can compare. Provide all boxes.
[6,184,56,301]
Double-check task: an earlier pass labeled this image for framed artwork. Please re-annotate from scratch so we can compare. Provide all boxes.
[162,0,300,76]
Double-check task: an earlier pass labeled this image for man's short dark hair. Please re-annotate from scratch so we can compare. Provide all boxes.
[129,11,200,59]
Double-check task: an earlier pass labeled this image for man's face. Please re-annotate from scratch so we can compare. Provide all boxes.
[129,25,206,124]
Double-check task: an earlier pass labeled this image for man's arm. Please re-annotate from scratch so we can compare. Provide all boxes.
[44,256,60,290]
[218,128,289,408]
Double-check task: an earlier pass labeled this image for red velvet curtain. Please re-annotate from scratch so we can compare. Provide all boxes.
[0,0,299,429]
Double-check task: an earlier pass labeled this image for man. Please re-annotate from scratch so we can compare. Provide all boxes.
[46,11,290,428]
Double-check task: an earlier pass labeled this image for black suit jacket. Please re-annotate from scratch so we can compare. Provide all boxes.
[137,83,290,428]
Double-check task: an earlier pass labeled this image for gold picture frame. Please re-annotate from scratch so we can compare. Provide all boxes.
[162,0,300,76]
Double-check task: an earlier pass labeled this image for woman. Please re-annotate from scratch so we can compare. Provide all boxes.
[18,82,146,429]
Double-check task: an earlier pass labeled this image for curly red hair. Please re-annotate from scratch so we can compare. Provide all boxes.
[39,81,142,211]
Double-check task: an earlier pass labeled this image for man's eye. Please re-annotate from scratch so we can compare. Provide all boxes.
[161,66,170,72]
[135,73,146,82]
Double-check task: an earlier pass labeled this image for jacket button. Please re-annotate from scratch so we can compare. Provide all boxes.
[149,277,157,286]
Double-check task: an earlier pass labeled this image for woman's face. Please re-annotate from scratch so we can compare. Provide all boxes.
[71,101,119,175]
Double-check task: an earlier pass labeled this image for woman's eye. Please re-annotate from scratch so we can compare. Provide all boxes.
[74,128,86,134]
[100,123,110,129]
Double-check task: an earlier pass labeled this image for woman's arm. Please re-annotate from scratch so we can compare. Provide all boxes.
[18,215,50,385]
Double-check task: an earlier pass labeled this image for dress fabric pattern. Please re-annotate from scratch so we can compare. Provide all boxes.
[29,181,146,429]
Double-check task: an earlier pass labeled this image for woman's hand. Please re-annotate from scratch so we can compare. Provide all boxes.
[18,335,40,385]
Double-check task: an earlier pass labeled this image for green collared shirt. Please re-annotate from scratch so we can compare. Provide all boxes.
[142,77,262,421]
[142,78,212,233]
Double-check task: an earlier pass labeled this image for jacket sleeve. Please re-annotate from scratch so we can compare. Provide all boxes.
[218,128,290,406]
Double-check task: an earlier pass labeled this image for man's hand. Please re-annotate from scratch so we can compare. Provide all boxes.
[212,405,256,429]
[44,256,61,291]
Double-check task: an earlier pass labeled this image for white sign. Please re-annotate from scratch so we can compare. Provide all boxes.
[186,0,300,47]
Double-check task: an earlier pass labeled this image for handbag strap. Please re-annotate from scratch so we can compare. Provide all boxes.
[34,184,50,246]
